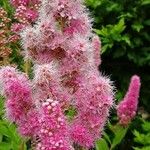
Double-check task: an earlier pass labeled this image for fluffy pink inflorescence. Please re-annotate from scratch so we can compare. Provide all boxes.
[0,0,115,149]
[10,0,29,7]
[11,23,26,33]
[36,98,73,150]
[10,0,40,32]
[14,5,39,24]
[21,0,93,63]
[70,75,113,148]
[117,75,141,126]
[0,66,39,136]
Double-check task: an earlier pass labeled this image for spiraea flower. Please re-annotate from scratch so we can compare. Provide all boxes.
[36,98,73,150]
[0,0,40,66]
[117,75,141,126]
[10,0,29,7]
[11,0,40,26]
[0,66,39,136]
[70,75,114,147]
[0,0,115,149]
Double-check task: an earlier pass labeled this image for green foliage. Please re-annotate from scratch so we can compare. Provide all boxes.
[110,124,128,149]
[0,0,14,15]
[134,146,150,150]
[94,18,130,54]
[133,120,150,150]
[95,124,129,150]
[65,106,77,121]
[133,130,150,145]
[0,120,26,150]
[96,139,109,150]
[86,0,150,66]
[0,96,26,150]
[86,0,150,113]
[0,97,4,118]
[142,121,150,132]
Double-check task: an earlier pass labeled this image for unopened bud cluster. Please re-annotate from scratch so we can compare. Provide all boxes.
[117,75,141,126]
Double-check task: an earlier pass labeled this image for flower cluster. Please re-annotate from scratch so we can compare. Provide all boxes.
[0,0,40,66]
[117,75,141,126]
[0,0,115,149]
[70,75,113,147]
[10,0,41,31]
[0,66,39,136]
[37,98,73,150]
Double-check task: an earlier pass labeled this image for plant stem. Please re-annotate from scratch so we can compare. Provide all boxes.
[24,59,30,75]
[3,56,9,65]
[19,142,25,150]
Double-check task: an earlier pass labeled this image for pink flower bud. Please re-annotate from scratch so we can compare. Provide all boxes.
[117,75,141,126]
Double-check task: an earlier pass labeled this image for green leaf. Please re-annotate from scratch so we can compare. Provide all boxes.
[106,3,120,12]
[103,132,111,144]
[132,22,144,32]
[85,0,102,8]
[0,142,12,150]
[94,18,126,53]
[94,27,109,37]
[141,0,150,5]
[144,19,150,26]
[96,139,109,150]
[101,44,113,53]
[0,135,2,143]
[133,130,150,145]
[0,97,4,117]
[111,124,128,149]
[121,35,131,46]
[134,146,150,150]
[113,18,126,34]
[142,121,150,132]
[119,13,133,19]
[0,120,24,149]
[66,106,76,121]
[0,121,12,138]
